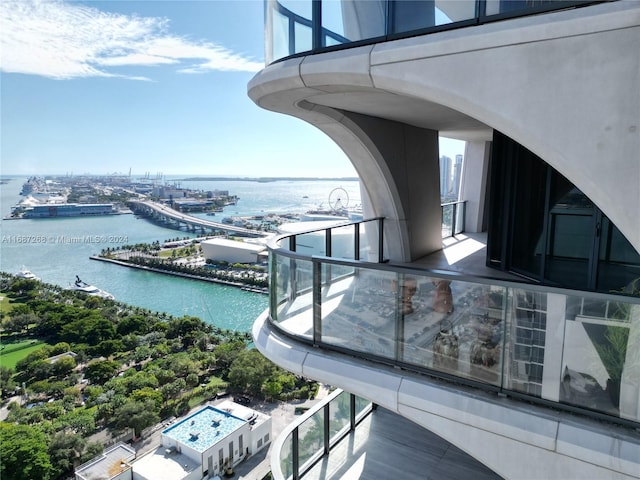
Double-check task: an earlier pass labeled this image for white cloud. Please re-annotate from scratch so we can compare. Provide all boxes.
[0,0,263,80]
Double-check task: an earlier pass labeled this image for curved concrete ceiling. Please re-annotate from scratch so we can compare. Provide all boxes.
[304,86,493,141]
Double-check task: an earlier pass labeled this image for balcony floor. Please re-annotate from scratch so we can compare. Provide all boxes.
[303,407,502,480]
[413,233,522,281]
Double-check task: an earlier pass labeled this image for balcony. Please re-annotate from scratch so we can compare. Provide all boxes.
[266,0,604,64]
[266,218,640,427]
[272,388,501,480]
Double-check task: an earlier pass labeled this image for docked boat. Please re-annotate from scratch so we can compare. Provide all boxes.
[68,276,115,300]
[15,268,40,281]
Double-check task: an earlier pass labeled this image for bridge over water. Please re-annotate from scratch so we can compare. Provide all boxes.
[129,200,267,237]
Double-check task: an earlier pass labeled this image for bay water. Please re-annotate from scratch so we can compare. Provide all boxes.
[0,176,360,331]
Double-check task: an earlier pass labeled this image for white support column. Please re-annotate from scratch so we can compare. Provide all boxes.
[459,140,491,233]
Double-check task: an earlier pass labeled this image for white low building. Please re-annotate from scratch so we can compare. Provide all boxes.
[76,402,271,480]
[200,238,266,264]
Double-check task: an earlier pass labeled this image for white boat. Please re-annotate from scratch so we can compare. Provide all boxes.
[16,268,40,281]
[69,276,115,300]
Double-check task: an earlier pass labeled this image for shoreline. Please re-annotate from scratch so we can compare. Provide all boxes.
[90,256,268,294]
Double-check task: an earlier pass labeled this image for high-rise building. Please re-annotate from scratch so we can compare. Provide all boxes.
[248,1,640,478]
[452,154,463,199]
[440,155,453,197]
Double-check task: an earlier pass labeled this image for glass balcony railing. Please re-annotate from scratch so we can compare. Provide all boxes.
[442,200,465,237]
[273,389,373,480]
[266,0,604,64]
[267,218,640,427]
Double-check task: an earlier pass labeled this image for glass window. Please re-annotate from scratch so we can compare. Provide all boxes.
[485,0,558,16]
[327,0,387,42]
[510,149,547,278]
[392,0,436,33]
[597,217,640,294]
[328,392,351,444]
[435,0,477,25]
[298,410,325,470]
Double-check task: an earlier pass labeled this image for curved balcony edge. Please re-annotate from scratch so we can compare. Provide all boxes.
[252,311,640,480]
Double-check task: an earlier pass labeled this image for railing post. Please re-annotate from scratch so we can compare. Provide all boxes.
[312,0,322,50]
[354,222,360,261]
[325,228,332,286]
[324,402,330,454]
[350,393,356,430]
[452,203,458,236]
[292,427,299,480]
[378,218,385,263]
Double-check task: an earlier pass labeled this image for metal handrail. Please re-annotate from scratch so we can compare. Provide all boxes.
[267,0,604,64]
[266,219,640,428]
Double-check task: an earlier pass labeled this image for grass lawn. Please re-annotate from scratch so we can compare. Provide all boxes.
[0,292,15,316]
[0,339,46,370]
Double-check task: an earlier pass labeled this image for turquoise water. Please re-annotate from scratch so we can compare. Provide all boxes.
[0,176,360,331]
[162,405,246,452]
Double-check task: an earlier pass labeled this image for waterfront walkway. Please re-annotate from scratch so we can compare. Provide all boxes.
[90,255,268,294]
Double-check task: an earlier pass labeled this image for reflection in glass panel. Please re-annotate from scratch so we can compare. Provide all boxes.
[274,254,314,340]
[296,231,327,257]
[442,204,453,238]
[294,22,313,53]
[324,35,343,47]
[279,432,293,480]
[359,220,380,262]
[354,394,372,420]
[335,0,387,41]
[485,0,558,16]
[320,268,397,359]
[273,255,292,320]
[328,392,351,444]
[508,289,548,397]
[392,0,435,33]
[298,409,325,470]
[454,202,465,235]
[272,9,292,62]
[597,217,640,294]
[560,297,639,422]
[435,0,476,25]
[330,224,356,259]
[545,177,594,290]
[400,276,505,387]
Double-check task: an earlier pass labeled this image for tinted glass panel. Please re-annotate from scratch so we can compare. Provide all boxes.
[545,177,594,289]
[331,0,387,41]
[392,0,435,33]
[597,217,640,294]
[486,0,558,15]
[510,151,546,277]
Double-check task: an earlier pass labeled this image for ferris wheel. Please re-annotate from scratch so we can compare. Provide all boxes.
[328,187,349,212]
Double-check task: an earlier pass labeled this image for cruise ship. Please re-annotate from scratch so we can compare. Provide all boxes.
[248,1,640,479]
[21,203,118,218]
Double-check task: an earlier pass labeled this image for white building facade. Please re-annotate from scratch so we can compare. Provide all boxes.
[249,1,640,479]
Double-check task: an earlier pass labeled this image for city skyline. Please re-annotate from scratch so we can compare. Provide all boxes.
[0,0,464,178]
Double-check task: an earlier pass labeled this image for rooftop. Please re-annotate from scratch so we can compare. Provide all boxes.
[132,446,200,480]
[162,405,246,453]
[75,443,135,480]
[201,237,266,252]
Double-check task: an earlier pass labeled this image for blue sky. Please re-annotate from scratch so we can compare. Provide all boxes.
[1,0,464,178]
